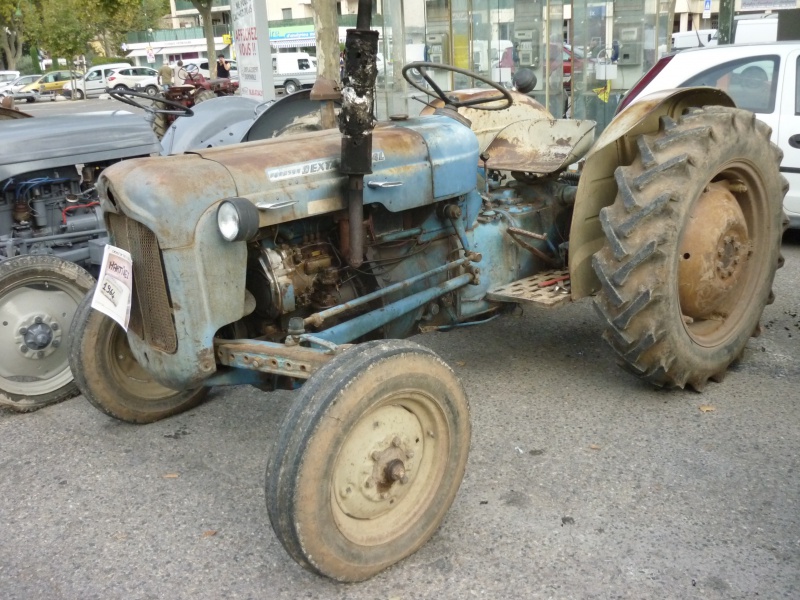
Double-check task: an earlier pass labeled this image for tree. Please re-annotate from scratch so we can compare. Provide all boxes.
[37,0,95,65]
[190,0,216,77]
[0,0,40,70]
[92,0,168,57]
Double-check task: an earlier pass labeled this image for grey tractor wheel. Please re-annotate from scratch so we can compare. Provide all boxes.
[266,339,471,582]
[283,80,300,94]
[592,106,788,391]
[68,290,208,423]
[0,255,95,412]
[194,89,216,104]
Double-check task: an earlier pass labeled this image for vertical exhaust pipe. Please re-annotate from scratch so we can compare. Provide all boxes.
[339,0,378,268]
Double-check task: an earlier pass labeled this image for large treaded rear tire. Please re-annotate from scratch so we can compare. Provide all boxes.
[592,106,787,391]
[151,99,170,140]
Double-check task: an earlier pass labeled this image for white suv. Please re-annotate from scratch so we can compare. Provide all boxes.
[618,42,800,228]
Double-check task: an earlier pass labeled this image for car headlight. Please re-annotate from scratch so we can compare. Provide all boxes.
[217,198,260,242]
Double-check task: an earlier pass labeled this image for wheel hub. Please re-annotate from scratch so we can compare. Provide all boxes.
[334,407,421,520]
[14,314,62,359]
[678,182,750,320]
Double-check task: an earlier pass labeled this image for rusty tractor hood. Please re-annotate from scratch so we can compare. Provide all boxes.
[98,114,478,249]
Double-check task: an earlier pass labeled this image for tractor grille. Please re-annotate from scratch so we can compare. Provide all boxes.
[107,213,178,354]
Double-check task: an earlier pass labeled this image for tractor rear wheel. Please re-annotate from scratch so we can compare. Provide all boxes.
[194,89,216,104]
[68,291,208,423]
[592,106,787,391]
[151,99,170,139]
[0,256,95,412]
[266,340,471,581]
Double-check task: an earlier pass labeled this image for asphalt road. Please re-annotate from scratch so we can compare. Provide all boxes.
[2,228,799,599]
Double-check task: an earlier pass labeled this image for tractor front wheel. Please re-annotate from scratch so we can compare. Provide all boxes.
[266,339,471,581]
[68,291,208,423]
[592,106,787,390]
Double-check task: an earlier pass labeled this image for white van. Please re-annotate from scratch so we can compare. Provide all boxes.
[671,29,718,50]
[62,62,130,99]
[273,52,317,94]
[734,15,778,44]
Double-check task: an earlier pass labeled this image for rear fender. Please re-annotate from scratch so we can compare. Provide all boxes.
[568,87,736,300]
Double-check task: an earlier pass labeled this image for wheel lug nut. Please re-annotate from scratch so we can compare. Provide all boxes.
[37,351,44,358]
[52,340,60,348]
[51,323,59,331]
[371,451,380,461]
[34,316,43,324]
[400,475,409,484]
[392,436,401,447]
[406,450,414,459]
[19,345,28,353]
[364,479,372,488]
[380,493,387,500]
[19,327,27,335]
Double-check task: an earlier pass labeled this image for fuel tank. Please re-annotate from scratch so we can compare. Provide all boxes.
[98,114,479,250]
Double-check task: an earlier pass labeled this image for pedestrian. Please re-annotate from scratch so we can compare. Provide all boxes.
[216,54,230,78]
[174,60,186,86]
[512,42,520,71]
[158,61,173,91]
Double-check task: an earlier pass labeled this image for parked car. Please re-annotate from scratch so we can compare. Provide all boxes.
[0,70,19,84]
[17,70,77,100]
[62,62,130,99]
[106,66,160,95]
[272,52,316,94]
[617,41,800,228]
[0,74,40,103]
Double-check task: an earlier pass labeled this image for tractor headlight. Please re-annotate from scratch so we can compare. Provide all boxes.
[217,198,260,242]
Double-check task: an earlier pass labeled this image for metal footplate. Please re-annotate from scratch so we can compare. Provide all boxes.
[486,269,572,308]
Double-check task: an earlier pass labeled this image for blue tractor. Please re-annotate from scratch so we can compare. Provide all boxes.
[67,8,786,583]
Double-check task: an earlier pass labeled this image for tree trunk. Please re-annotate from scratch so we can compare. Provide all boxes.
[191,1,217,77]
[1,29,24,71]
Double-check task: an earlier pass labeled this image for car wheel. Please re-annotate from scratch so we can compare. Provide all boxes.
[25,97,35,103]
[113,84,127,90]
[284,80,300,94]
[74,89,84,100]
[144,85,158,96]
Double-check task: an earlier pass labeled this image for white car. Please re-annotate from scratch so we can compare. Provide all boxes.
[106,66,160,96]
[0,74,41,102]
[618,42,800,228]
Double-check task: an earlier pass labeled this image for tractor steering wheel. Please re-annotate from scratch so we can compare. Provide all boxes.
[401,62,513,111]
[108,88,194,118]
[179,63,201,83]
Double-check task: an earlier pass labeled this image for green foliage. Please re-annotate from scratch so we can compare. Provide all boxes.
[38,0,95,60]
[91,56,132,66]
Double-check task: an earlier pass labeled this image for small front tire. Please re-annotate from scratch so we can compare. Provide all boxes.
[68,291,208,423]
[266,339,471,582]
[283,80,299,94]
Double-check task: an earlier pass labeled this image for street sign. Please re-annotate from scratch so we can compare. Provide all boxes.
[146,46,155,63]
[222,34,232,45]
[703,0,711,19]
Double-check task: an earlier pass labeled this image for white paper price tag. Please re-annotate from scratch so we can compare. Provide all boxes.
[91,245,133,330]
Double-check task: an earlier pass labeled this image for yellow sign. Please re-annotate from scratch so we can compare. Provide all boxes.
[222,34,232,45]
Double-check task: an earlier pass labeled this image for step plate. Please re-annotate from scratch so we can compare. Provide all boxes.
[486,270,572,309]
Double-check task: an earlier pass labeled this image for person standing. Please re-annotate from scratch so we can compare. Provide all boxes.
[216,54,230,78]
[158,62,173,91]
